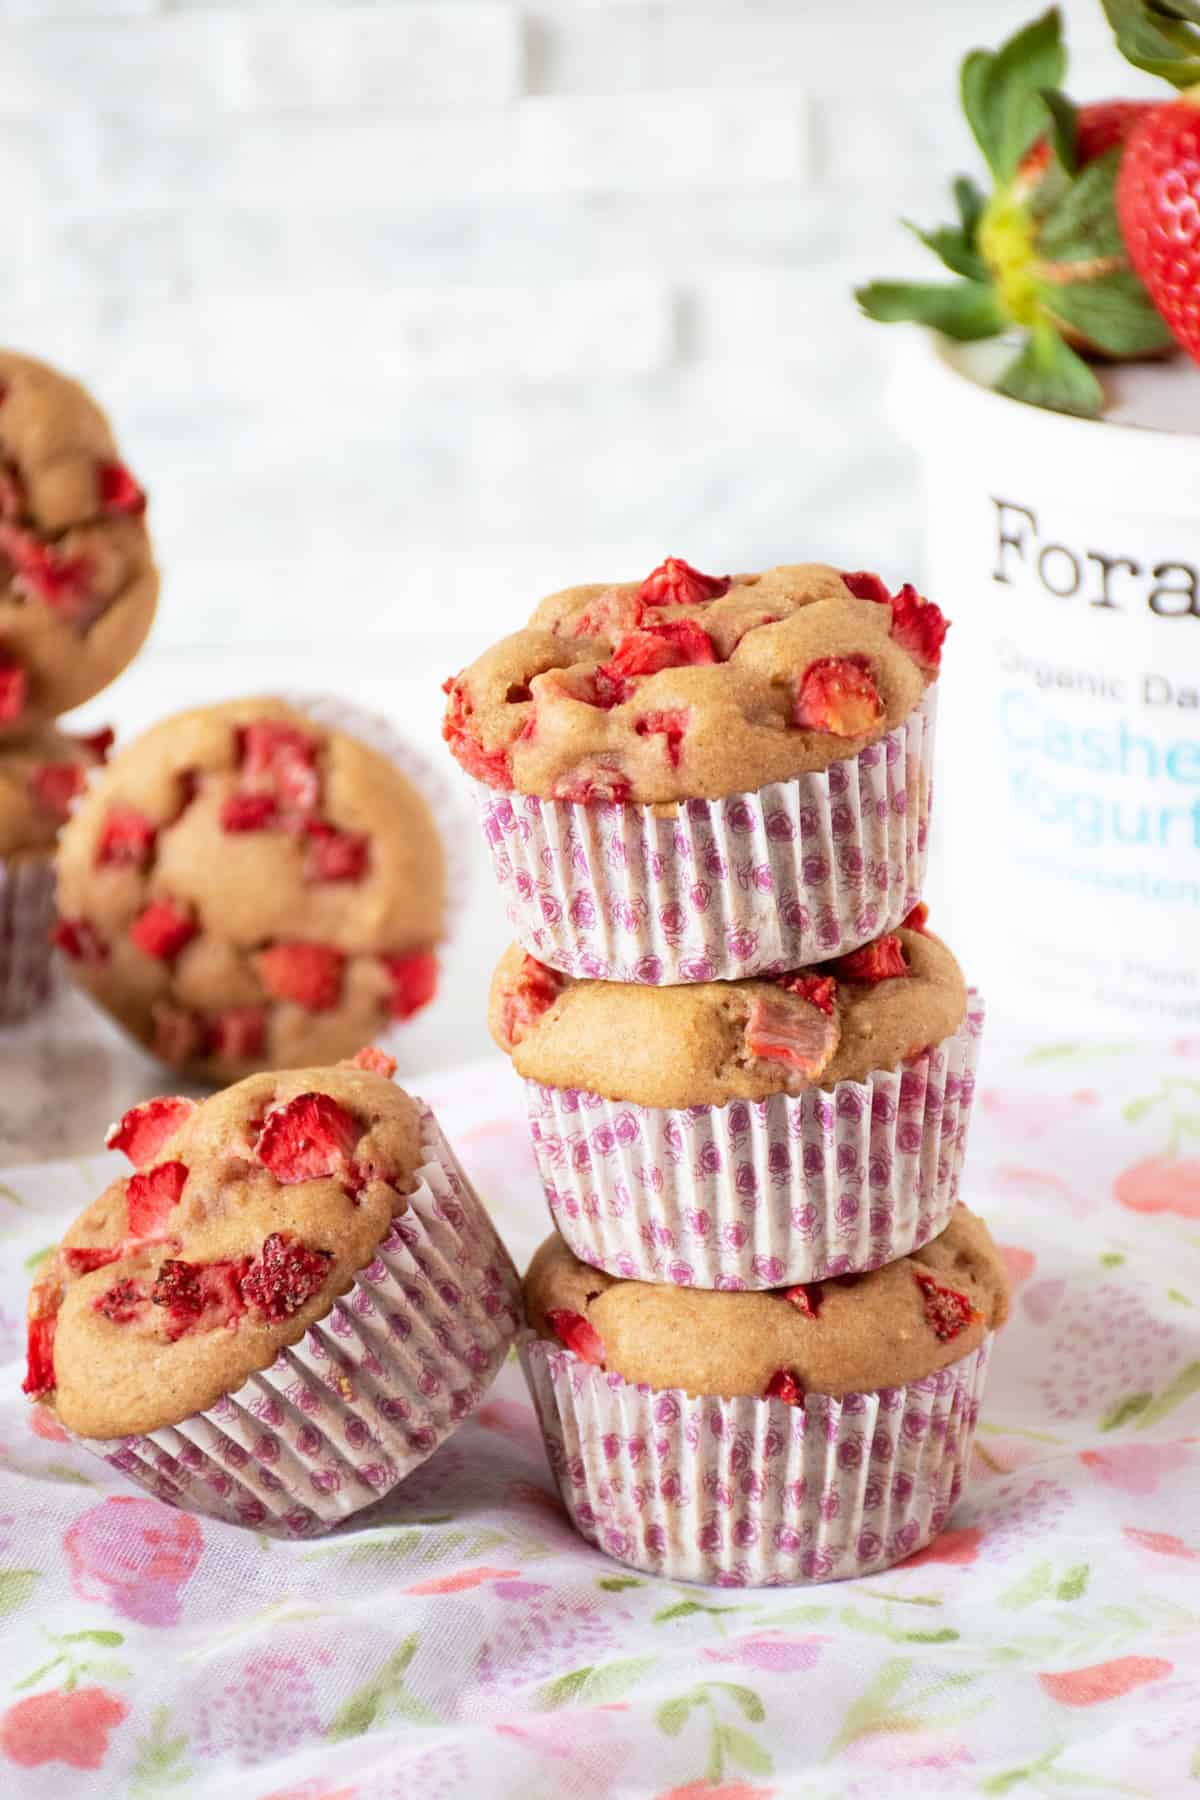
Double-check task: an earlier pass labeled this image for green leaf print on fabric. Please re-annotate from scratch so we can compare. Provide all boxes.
[1056,1566,1090,1602]
[129,1705,190,1795]
[826,1658,983,1759]
[0,1573,38,1619]
[534,1656,656,1711]
[11,1629,129,1697]
[654,1681,772,1786]
[325,1635,437,1741]
[1100,1362,1200,1433]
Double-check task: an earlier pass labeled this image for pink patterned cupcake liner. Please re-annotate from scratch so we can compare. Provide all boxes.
[520,1332,992,1586]
[524,994,984,1289]
[473,689,935,984]
[0,856,57,1022]
[70,1108,522,1536]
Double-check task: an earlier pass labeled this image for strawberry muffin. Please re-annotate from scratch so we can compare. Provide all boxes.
[522,1206,1009,1584]
[445,559,944,982]
[0,350,158,738]
[22,1049,522,1534]
[491,914,982,1288]
[54,698,448,1080]
[0,721,111,1019]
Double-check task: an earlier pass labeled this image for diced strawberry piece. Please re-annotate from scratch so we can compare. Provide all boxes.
[596,618,719,705]
[237,720,321,814]
[62,1245,123,1276]
[256,1092,359,1184]
[546,1307,605,1366]
[344,1045,397,1077]
[551,765,632,805]
[242,1232,333,1323]
[639,557,730,608]
[94,1277,147,1325]
[96,804,156,870]
[256,942,345,1011]
[97,460,147,517]
[441,680,513,790]
[568,589,645,641]
[914,1271,980,1343]
[151,1003,204,1067]
[777,972,838,1016]
[902,902,929,934]
[383,948,438,1020]
[833,935,909,984]
[129,897,197,963]
[0,656,26,724]
[207,1006,266,1063]
[634,708,689,770]
[887,584,948,674]
[151,1257,249,1340]
[29,761,86,820]
[744,990,839,1081]
[500,953,566,1050]
[219,791,278,833]
[71,726,115,763]
[106,1097,197,1168]
[304,821,370,883]
[793,655,883,736]
[125,1160,188,1237]
[0,460,26,520]
[784,1283,823,1319]
[52,918,108,965]
[22,1313,57,1399]
[840,569,891,606]
[764,1368,804,1406]
[0,524,94,620]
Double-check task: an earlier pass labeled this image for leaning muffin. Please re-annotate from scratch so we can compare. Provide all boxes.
[522,1209,1008,1585]
[445,559,944,983]
[0,721,111,1019]
[0,350,158,738]
[54,698,448,1080]
[22,1049,521,1534]
[491,914,982,1288]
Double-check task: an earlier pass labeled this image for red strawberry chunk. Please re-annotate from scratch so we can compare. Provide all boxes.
[94,1277,147,1325]
[784,1283,823,1319]
[71,725,115,763]
[794,655,883,736]
[744,990,839,1082]
[551,764,632,805]
[62,1245,123,1276]
[902,902,929,934]
[220,790,278,833]
[569,589,645,641]
[129,897,197,963]
[256,941,345,1011]
[207,1006,266,1063]
[237,720,321,814]
[256,1092,359,1184]
[151,1003,204,1067]
[635,708,689,770]
[914,1270,980,1342]
[242,1232,333,1323]
[887,584,948,673]
[304,821,370,883]
[500,953,565,1049]
[546,1307,605,1366]
[151,1256,249,1340]
[0,656,26,724]
[597,618,718,705]
[764,1368,804,1406]
[777,972,837,1016]
[0,460,26,521]
[834,935,909,984]
[639,557,730,608]
[125,1160,188,1237]
[107,1097,197,1168]
[441,680,513,790]
[29,761,86,820]
[840,569,891,606]
[97,460,147,517]
[0,524,94,620]
[22,1312,57,1399]
[383,948,438,1020]
[345,1045,397,1077]
[52,917,108,965]
[96,804,156,870]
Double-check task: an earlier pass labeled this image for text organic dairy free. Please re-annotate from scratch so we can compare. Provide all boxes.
[900,338,1200,1033]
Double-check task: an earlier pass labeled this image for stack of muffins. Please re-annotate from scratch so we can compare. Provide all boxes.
[445,557,1010,1586]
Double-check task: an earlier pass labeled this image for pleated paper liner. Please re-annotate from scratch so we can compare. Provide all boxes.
[0,855,57,1022]
[474,689,935,985]
[520,1332,992,1586]
[71,1109,522,1536]
[525,994,983,1289]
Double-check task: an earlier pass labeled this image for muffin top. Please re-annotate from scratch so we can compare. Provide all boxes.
[0,350,158,738]
[526,1205,1009,1399]
[490,918,966,1107]
[24,1052,425,1438]
[55,698,447,1081]
[444,560,946,804]
[0,721,111,858]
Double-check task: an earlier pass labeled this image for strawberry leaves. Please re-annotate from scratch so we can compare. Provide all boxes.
[961,6,1066,182]
[994,321,1104,418]
[857,280,1006,340]
[1101,0,1200,87]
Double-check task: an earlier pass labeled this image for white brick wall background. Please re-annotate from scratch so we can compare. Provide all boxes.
[4,0,1154,663]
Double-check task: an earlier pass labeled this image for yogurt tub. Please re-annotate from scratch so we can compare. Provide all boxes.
[897,338,1200,1033]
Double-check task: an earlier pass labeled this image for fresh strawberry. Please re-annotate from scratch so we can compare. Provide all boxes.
[0,656,26,724]
[0,524,95,619]
[634,708,689,769]
[764,1368,804,1406]
[1117,97,1200,360]
[303,821,370,883]
[97,460,147,516]
[125,1161,188,1237]
[784,1283,823,1318]
[62,1245,123,1275]
[442,679,513,789]
[93,1277,146,1325]
[129,897,197,963]
[151,1256,249,1339]
[902,901,930,933]
[382,947,438,1020]
[840,570,891,606]
[639,557,730,608]
[28,762,87,820]
[777,972,838,1016]
[22,1287,58,1399]
[546,1307,605,1365]
[237,720,321,814]
[95,804,156,869]
[744,989,839,1082]
[793,655,883,736]
[551,764,633,805]
[887,585,948,673]
[500,953,565,1049]
[207,1006,266,1063]
[219,791,278,833]
[914,1270,981,1341]
[52,918,108,965]
[345,1045,398,1077]
[833,935,910,983]
[596,618,718,705]
[241,1232,333,1322]
[255,941,345,1011]
[256,1092,359,1184]
[106,1097,197,1167]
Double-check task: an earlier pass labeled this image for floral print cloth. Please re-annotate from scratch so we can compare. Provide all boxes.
[1,1033,1199,1798]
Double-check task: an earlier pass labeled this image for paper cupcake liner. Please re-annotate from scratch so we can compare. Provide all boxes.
[520,1332,991,1586]
[0,856,57,1023]
[525,993,984,1288]
[474,689,935,984]
[72,1108,522,1536]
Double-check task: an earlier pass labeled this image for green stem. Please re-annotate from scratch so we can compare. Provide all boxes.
[702,1693,724,1786]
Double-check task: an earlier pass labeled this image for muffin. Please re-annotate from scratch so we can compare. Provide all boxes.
[54,698,449,1080]
[0,721,111,1019]
[0,350,158,738]
[445,559,944,983]
[521,1208,1009,1584]
[22,1049,522,1534]
[490,916,982,1287]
